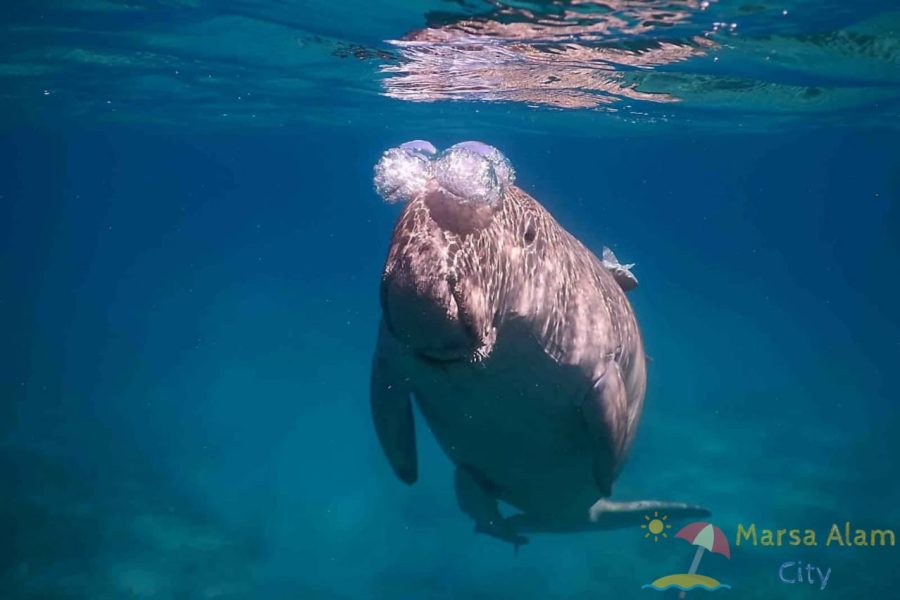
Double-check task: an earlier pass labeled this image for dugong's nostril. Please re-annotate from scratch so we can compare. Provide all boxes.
[432,142,515,207]
[374,144,434,204]
[400,140,438,156]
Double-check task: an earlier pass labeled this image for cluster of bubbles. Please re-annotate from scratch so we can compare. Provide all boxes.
[374,140,515,206]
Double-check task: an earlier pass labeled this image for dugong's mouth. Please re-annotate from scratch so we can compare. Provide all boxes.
[380,271,473,362]
[415,346,467,364]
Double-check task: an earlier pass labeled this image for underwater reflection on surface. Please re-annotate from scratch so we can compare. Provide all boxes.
[381,0,717,108]
[0,1,897,130]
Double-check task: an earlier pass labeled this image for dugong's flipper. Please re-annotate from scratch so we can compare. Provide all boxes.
[582,361,630,497]
[506,500,710,534]
[455,467,528,548]
[602,247,638,292]
[371,353,417,484]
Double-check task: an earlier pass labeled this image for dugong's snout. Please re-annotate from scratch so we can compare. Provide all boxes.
[380,265,472,361]
[375,140,518,360]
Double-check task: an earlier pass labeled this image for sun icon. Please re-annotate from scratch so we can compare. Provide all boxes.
[641,511,672,542]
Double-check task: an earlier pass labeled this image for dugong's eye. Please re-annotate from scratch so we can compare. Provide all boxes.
[524,223,536,245]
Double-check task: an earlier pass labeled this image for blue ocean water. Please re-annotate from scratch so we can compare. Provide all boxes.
[2,1,899,598]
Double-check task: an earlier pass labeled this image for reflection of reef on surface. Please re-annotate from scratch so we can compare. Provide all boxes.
[0,0,897,130]
[380,0,719,108]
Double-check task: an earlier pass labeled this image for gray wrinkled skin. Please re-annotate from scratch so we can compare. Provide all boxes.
[381,185,643,389]
[370,150,707,547]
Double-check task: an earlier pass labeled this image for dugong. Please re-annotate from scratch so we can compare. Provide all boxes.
[370,141,708,547]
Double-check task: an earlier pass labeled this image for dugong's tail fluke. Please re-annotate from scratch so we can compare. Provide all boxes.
[506,499,710,534]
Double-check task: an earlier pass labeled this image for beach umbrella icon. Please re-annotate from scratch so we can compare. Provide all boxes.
[675,522,731,598]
